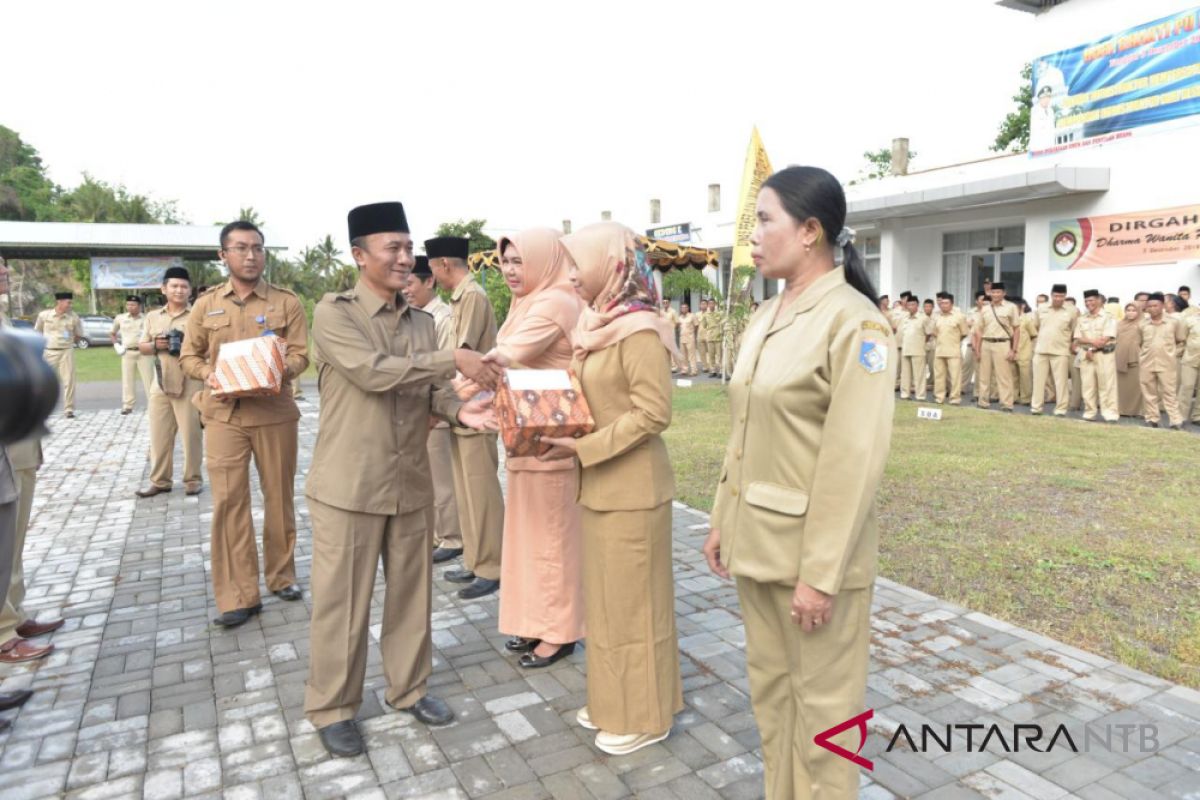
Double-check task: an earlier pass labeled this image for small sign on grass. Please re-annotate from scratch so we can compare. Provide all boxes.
[917,407,943,421]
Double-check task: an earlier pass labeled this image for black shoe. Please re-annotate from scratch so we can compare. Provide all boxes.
[212,603,263,628]
[1146,420,1159,428]
[318,720,364,757]
[458,578,499,600]
[519,642,577,669]
[432,547,463,564]
[273,585,302,601]
[505,636,540,653]
[443,568,476,584]
[0,690,33,712]
[121,409,132,415]
[400,695,454,727]
[65,412,75,419]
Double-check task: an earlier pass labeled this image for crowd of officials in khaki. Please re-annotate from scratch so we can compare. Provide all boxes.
[9,161,1194,798]
[883,281,1200,428]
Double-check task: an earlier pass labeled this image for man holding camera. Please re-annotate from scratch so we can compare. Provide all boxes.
[111,295,154,415]
[136,267,203,498]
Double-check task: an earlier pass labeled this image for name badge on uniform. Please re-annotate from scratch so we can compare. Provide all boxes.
[206,309,225,317]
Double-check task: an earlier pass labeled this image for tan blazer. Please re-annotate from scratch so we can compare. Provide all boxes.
[573,329,675,512]
[711,268,895,594]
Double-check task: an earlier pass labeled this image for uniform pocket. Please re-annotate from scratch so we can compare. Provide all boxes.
[203,316,232,332]
[744,482,809,516]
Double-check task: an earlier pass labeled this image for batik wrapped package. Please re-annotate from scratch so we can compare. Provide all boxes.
[211,333,287,398]
[494,368,595,458]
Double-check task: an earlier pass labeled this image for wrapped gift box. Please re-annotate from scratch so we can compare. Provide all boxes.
[494,368,595,458]
[212,333,288,399]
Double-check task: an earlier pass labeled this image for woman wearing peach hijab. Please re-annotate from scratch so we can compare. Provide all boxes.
[484,228,586,669]
[539,222,683,756]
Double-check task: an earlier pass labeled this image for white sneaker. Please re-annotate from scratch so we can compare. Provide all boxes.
[576,707,597,730]
[594,728,671,755]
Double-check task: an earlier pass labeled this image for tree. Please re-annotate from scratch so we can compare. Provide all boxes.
[848,146,918,185]
[434,219,510,324]
[662,267,718,301]
[991,63,1033,153]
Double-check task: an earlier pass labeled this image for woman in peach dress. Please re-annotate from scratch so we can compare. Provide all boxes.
[486,228,586,668]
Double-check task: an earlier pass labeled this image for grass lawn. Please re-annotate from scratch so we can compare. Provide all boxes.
[72,343,319,382]
[663,384,1200,689]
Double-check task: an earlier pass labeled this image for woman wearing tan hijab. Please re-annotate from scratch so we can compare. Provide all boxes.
[539,221,683,756]
[484,229,586,668]
[1116,303,1144,417]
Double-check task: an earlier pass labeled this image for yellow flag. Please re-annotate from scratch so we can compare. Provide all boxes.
[731,127,773,269]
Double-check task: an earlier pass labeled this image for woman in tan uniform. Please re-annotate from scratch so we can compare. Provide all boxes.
[539,221,683,757]
[703,166,894,799]
[1116,303,1144,417]
[485,229,586,668]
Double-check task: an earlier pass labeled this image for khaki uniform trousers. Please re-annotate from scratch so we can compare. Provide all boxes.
[0,467,37,641]
[976,341,1014,409]
[737,578,873,800]
[304,500,432,728]
[205,414,298,612]
[147,384,203,490]
[900,353,927,400]
[1016,359,1033,405]
[1079,353,1118,422]
[1178,363,1200,423]
[120,351,155,412]
[1069,363,1083,411]
[960,342,975,397]
[933,356,962,404]
[582,502,682,736]
[1141,368,1183,427]
[696,340,710,373]
[427,426,461,550]
[449,432,504,581]
[679,342,698,375]
[1031,354,1070,415]
[43,347,76,414]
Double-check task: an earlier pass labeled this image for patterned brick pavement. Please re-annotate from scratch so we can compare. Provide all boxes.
[0,402,1197,799]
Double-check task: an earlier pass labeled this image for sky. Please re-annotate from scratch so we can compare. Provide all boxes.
[4,0,1036,255]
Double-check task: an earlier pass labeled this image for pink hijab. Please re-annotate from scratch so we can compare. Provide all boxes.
[559,222,678,361]
[496,228,581,344]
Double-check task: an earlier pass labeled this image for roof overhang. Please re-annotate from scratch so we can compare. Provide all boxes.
[0,221,286,261]
[995,0,1067,14]
[846,165,1109,225]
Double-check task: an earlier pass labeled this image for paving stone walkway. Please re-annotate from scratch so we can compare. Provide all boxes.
[1,402,1198,800]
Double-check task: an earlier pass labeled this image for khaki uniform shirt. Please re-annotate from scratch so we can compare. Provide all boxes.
[142,305,198,398]
[307,281,462,515]
[572,330,675,512]
[1033,305,1077,357]
[34,308,83,349]
[1138,317,1186,373]
[179,279,309,425]
[677,313,698,346]
[1182,314,1200,368]
[711,268,894,594]
[449,277,498,438]
[976,300,1020,341]
[420,295,455,351]
[111,312,146,348]
[1017,313,1037,361]
[933,310,969,358]
[1074,311,1117,353]
[898,312,932,353]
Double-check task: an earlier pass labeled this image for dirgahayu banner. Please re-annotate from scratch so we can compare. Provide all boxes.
[1050,204,1200,270]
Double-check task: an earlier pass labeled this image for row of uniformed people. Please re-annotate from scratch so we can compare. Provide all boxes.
[883,284,1199,428]
[661,299,752,377]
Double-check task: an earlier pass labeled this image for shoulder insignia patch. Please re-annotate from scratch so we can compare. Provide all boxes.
[861,320,890,335]
[859,339,889,374]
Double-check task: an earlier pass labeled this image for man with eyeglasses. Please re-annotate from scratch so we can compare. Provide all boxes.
[180,221,310,628]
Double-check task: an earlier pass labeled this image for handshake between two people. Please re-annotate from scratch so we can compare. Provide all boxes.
[447,350,577,462]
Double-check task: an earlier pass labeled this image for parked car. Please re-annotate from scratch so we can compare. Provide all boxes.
[78,315,115,348]
[9,318,34,330]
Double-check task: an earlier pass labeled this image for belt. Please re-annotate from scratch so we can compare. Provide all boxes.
[983,337,1010,343]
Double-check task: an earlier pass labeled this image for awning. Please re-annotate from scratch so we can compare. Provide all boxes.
[846,165,1110,224]
[0,221,285,260]
[467,236,719,272]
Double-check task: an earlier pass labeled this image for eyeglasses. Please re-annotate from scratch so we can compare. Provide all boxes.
[224,245,265,256]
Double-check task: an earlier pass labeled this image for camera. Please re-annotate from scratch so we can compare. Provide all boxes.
[0,328,59,445]
[166,329,185,357]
